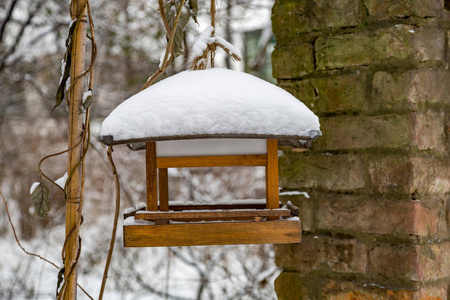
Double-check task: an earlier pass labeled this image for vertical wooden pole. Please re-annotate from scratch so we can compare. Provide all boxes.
[65,1,87,299]
[146,142,158,211]
[159,168,169,211]
[266,139,279,210]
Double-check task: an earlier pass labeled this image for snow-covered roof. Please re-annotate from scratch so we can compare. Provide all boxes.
[99,68,321,145]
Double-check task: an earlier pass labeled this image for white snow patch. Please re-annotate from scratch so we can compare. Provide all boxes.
[136,202,147,210]
[192,26,215,57]
[30,182,39,195]
[55,172,68,189]
[59,59,66,85]
[65,76,70,91]
[124,216,154,226]
[363,283,386,289]
[192,26,240,58]
[82,90,92,103]
[215,35,238,56]
[158,51,172,68]
[279,191,310,198]
[124,207,135,214]
[68,18,77,30]
[100,68,321,142]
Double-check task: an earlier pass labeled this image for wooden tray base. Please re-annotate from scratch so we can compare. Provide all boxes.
[123,219,301,247]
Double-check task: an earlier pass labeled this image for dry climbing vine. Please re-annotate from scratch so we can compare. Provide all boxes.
[142,0,191,90]
[28,0,97,298]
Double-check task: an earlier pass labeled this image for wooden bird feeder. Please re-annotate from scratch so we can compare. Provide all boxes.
[99,68,321,247]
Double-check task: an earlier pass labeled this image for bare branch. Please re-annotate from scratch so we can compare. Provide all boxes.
[158,0,171,36]
[0,188,93,300]
[0,0,45,71]
[141,0,186,90]
[0,0,19,45]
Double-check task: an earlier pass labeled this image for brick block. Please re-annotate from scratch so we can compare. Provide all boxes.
[272,0,360,43]
[275,272,312,300]
[368,156,450,197]
[275,235,368,273]
[368,242,450,282]
[316,196,441,237]
[272,44,314,79]
[314,114,411,151]
[411,157,450,195]
[279,153,366,191]
[272,0,309,43]
[365,0,443,21]
[372,68,450,112]
[280,193,314,232]
[315,25,445,70]
[411,111,446,152]
[368,156,414,195]
[279,71,369,114]
[310,0,361,30]
[314,113,446,152]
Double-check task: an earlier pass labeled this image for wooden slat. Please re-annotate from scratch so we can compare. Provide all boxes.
[167,202,281,211]
[146,142,158,211]
[158,168,169,211]
[266,139,279,210]
[123,220,301,247]
[156,155,267,168]
[134,209,291,220]
[141,217,268,222]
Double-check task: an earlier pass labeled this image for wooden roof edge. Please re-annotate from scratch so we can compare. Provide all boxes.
[99,130,322,149]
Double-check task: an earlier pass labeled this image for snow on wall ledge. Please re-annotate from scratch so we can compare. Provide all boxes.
[99,68,321,145]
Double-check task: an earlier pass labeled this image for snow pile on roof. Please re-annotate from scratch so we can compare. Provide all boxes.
[100,68,320,144]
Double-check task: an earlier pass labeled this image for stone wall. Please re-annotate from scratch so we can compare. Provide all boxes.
[272,0,450,299]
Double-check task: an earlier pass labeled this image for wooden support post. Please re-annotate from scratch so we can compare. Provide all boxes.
[146,142,158,211]
[159,168,169,211]
[64,1,87,299]
[266,139,279,210]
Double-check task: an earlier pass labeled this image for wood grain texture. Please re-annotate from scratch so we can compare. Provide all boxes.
[156,155,267,168]
[65,3,87,298]
[158,168,169,211]
[123,220,301,247]
[167,202,280,211]
[146,142,158,211]
[134,208,292,220]
[266,139,279,210]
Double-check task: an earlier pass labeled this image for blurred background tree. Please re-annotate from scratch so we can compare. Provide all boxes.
[0,0,278,298]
